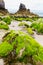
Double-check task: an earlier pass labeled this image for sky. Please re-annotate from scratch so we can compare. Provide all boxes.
[4,0,43,14]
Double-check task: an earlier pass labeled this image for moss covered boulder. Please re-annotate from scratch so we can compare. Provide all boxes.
[31,18,43,34]
[0,30,43,65]
[0,21,9,30]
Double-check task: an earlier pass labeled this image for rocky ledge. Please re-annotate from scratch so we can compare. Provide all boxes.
[14,3,39,17]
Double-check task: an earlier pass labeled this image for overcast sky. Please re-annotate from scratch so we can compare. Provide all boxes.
[4,0,43,13]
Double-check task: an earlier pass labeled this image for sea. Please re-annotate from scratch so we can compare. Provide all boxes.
[31,10,43,17]
[9,9,43,17]
[33,12,43,17]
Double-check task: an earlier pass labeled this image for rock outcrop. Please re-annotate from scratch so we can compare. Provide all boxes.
[19,3,26,11]
[0,0,9,15]
[14,3,38,17]
[0,0,5,9]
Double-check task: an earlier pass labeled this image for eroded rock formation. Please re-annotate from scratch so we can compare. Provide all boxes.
[0,0,5,9]
[14,3,38,17]
[19,3,26,11]
[0,0,9,15]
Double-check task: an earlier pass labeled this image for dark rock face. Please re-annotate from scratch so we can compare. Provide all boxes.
[14,3,38,17]
[0,0,5,9]
[19,3,26,11]
[0,0,9,15]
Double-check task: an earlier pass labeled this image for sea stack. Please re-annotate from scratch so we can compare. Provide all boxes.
[19,3,26,11]
[14,3,38,17]
[0,0,9,15]
[0,0,5,9]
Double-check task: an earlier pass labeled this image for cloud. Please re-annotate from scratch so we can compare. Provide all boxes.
[4,0,43,13]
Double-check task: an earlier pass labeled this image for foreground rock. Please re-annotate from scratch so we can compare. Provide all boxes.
[0,0,9,15]
[0,30,43,65]
[14,3,38,17]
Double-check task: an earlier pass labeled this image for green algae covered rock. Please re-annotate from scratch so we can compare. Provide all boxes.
[0,30,43,63]
[31,18,43,34]
[25,28,34,35]
[0,22,9,30]
[18,22,29,28]
[0,41,13,57]
[2,16,11,24]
